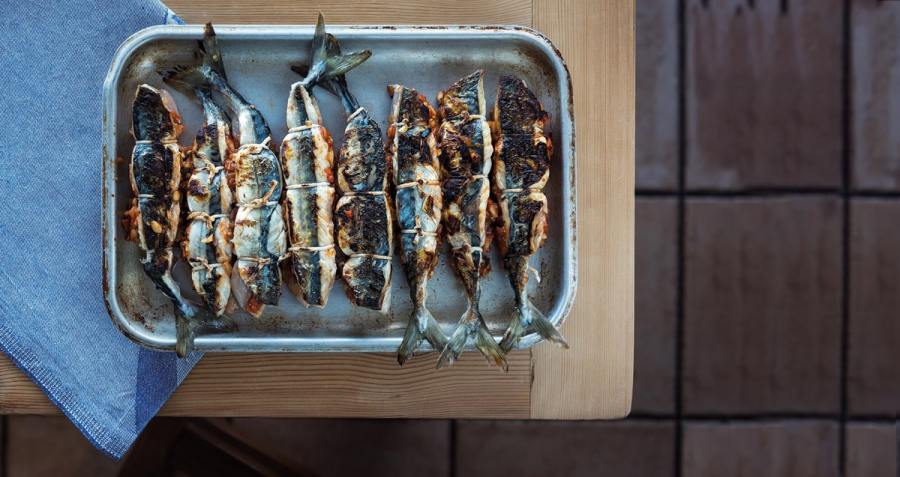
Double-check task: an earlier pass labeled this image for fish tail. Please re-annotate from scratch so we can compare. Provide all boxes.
[174,306,195,358]
[291,16,369,113]
[398,305,447,365]
[174,303,237,358]
[159,64,212,93]
[200,23,227,80]
[438,307,507,371]
[499,298,568,353]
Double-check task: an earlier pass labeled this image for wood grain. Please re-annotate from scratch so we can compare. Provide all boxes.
[0,352,529,417]
[530,0,635,419]
[165,0,532,26]
[1,0,635,419]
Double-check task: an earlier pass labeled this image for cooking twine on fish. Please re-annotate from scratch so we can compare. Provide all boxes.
[134,139,179,145]
[190,257,223,272]
[501,187,542,194]
[350,253,391,260]
[348,107,366,121]
[239,181,279,210]
[286,182,332,190]
[289,244,334,252]
[396,179,441,190]
[287,124,317,133]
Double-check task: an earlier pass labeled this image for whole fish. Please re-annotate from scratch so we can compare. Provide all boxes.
[435,70,506,369]
[316,34,393,313]
[388,84,448,365]
[163,23,285,318]
[282,15,371,307]
[492,75,568,352]
[129,84,225,357]
[179,86,236,316]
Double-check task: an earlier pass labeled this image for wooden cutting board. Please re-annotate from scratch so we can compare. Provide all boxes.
[0,0,633,419]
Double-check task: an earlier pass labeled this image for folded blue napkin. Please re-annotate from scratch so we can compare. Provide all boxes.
[0,0,199,459]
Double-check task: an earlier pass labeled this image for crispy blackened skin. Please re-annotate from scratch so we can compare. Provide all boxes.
[280,13,378,308]
[334,193,392,256]
[389,84,447,365]
[337,110,388,193]
[495,74,549,135]
[132,84,232,358]
[437,70,482,122]
[492,75,567,352]
[434,71,506,370]
[318,31,393,312]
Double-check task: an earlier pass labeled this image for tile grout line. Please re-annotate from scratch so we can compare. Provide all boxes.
[840,0,852,475]
[675,0,687,475]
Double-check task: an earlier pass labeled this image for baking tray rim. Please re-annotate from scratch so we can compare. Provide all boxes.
[102,23,578,353]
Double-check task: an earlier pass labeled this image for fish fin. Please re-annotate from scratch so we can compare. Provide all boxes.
[175,306,237,358]
[322,50,372,79]
[311,12,328,65]
[528,302,568,349]
[397,306,447,365]
[201,23,227,80]
[175,307,195,358]
[159,64,209,93]
[438,310,507,371]
[499,300,568,352]
[290,65,339,96]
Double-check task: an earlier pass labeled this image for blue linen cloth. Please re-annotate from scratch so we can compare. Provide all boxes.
[0,0,199,459]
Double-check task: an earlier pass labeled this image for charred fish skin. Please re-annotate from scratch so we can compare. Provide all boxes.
[130,83,218,357]
[280,16,372,308]
[182,88,236,316]
[130,85,184,304]
[308,27,392,313]
[334,108,393,311]
[388,84,448,365]
[434,71,506,370]
[164,23,286,318]
[492,75,567,352]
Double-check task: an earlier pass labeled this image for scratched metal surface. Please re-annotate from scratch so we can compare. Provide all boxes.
[102,25,577,352]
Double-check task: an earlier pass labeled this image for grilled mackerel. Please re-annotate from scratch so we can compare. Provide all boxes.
[164,24,285,318]
[388,85,448,365]
[182,87,236,316]
[434,71,506,369]
[318,35,393,313]
[283,15,371,307]
[492,75,567,352]
[129,84,203,356]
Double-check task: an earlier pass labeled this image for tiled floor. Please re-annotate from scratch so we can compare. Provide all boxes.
[5,1,900,476]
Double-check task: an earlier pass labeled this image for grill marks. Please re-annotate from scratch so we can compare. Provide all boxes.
[389,84,447,363]
[335,108,393,311]
[435,70,506,369]
[492,75,566,352]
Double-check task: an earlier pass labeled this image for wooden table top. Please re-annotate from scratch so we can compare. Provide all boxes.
[0,0,634,419]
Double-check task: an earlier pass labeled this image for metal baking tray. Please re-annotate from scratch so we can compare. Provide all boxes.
[102,25,577,353]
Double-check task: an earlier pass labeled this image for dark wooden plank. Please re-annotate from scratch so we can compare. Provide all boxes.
[684,198,842,413]
[637,0,679,190]
[851,0,900,190]
[686,0,843,189]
